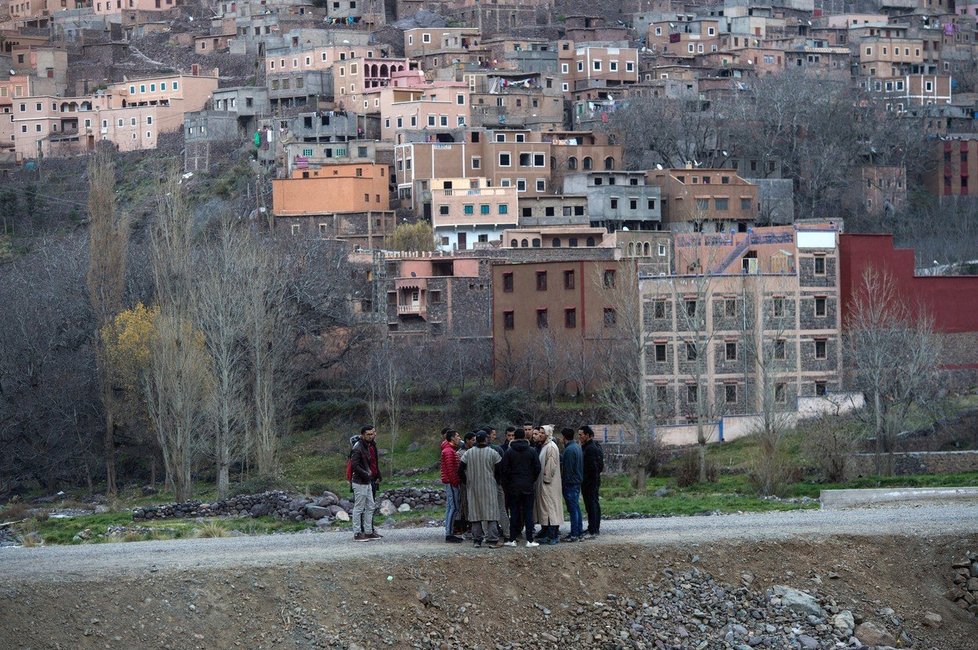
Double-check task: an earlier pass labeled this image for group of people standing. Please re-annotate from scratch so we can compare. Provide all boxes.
[440,424,604,548]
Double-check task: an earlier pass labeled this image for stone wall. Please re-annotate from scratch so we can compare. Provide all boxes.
[131,487,445,523]
[848,451,978,476]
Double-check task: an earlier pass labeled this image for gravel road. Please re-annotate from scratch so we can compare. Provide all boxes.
[3,501,977,584]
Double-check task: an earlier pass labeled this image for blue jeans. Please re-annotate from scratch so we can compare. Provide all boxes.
[563,484,583,538]
[444,484,459,536]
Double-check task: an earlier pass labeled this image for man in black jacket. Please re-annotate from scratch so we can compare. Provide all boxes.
[579,425,604,539]
[498,429,542,547]
[350,425,382,541]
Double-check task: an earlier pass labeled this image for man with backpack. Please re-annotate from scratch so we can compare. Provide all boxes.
[350,425,382,541]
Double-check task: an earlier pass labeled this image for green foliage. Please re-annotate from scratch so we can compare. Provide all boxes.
[295,397,365,430]
[229,475,296,497]
[459,387,533,430]
[387,221,435,252]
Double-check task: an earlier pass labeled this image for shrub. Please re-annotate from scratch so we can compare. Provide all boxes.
[195,522,229,538]
[674,449,716,487]
[748,449,801,496]
[462,387,533,430]
[801,416,863,482]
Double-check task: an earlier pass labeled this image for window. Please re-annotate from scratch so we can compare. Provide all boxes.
[775,383,787,404]
[603,308,617,327]
[565,308,577,328]
[610,61,618,72]
[685,299,697,318]
[610,198,618,209]
[725,341,737,361]
[516,179,527,192]
[537,309,549,329]
[422,33,431,43]
[603,269,616,288]
[741,197,752,211]
[536,179,546,192]
[502,273,514,292]
[696,198,709,211]
[774,339,786,360]
[814,339,827,360]
[725,384,737,404]
[815,297,827,317]
[498,204,509,215]
[686,342,697,361]
[480,204,490,215]
[504,311,515,330]
[653,300,666,319]
[655,385,667,403]
[655,343,666,362]
[561,63,569,74]
[593,60,602,71]
[438,205,449,216]
[723,299,736,317]
[499,153,511,167]
[471,156,481,169]
[814,256,826,275]
[564,270,575,290]
[536,271,547,291]
[773,297,785,317]
[687,385,699,404]
[464,204,474,215]
[815,381,827,397]
[658,243,667,257]
[715,198,729,211]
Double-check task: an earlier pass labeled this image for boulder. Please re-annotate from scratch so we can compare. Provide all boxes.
[304,505,329,520]
[318,492,339,507]
[832,610,855,634]
[771,586,823,617]
[922,612,943,628]
[334,509,350,522]
[407,441,422,452]
[397,503,412,512]
[854,621,896,647]
[379,499,397,516]
[249,503,272,517]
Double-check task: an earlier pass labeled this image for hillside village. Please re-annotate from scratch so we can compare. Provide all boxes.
[2,0,978,459]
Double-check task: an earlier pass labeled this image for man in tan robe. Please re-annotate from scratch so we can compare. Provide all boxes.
[460,431,503,548]
[533,425,563,545]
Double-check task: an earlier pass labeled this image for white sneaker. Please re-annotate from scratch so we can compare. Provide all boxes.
[503,540,517,547]
[525,541,539,548]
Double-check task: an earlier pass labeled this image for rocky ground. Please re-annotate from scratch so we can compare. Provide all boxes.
[2,505,978,649]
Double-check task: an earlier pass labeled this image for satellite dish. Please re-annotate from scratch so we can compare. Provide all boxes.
[622,226,629,231]
[655,163,663,170]
[410,271,417,277]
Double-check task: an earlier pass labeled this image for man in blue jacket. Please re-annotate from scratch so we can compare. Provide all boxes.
[559,427,583,542]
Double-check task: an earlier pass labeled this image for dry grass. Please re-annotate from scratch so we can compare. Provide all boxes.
[195,522,229,538]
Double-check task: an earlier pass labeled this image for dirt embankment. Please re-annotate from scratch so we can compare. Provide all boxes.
[2,535,976,649]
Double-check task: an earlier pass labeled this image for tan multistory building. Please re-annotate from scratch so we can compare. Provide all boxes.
[394,128,623,212]
[648,168,759,234]
[428,176,518,251]
[640,225,843,424]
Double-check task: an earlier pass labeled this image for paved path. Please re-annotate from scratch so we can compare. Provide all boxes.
[3,502,978,584]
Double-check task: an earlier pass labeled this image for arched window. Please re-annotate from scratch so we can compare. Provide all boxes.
[567,156,578,170]
[583,157,593,170]
[604,156,615,170]
[510,239,518,247]
[532,239,541,248]
[586,237,596,247]
[521,238,529,248]
[644,242,651,256]
[552,238,561,247]
[627,242,635,255]
[550,156,557,170]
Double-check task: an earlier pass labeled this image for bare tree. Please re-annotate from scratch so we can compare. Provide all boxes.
[240,236,297,478]
[596,261,662,487]
[737,276,796,495]
[844,266,943,475]
[146,169,211,499]
[85,147,130,495]
[144,311,212,502]
[192,216,251,498]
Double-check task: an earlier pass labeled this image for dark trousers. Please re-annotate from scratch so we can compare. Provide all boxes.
[507,492,535,542]
[582,479,601,535]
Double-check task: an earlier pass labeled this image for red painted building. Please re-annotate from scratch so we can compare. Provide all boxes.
[839,234,978,376]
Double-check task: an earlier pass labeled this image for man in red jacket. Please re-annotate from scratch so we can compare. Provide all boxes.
[440,428,464,543]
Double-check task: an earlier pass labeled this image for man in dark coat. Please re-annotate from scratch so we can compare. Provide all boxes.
[350,425,382,541]
[498,428,542,547]
[579,425,604,539]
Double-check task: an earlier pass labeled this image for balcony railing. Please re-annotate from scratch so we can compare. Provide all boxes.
[397,303,423,314]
